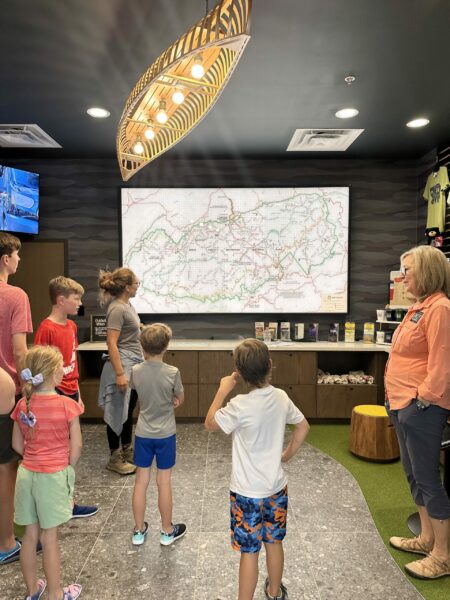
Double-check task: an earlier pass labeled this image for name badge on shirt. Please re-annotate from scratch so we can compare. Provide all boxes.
[410,311,424,323]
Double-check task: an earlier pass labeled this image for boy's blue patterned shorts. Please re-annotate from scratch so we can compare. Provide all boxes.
[230,486,288,553]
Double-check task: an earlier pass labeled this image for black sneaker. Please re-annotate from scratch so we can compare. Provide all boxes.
[160,523,186,546]
[264,577,288,600]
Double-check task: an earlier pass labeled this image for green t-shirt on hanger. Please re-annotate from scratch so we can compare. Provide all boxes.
[423,166,449,233]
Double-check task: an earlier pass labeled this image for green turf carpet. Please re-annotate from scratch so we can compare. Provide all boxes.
[307,423,448,600]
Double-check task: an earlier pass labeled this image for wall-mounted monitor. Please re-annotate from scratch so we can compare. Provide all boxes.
[0,165,39,235]
[121,187,349,314]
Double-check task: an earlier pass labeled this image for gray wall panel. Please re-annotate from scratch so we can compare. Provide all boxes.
[5,156,425,342]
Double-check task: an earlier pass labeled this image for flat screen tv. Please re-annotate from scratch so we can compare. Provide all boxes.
[121,187,349,314]
[0,165,39,234]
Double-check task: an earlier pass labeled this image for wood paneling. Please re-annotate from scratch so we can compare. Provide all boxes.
[9,240,66,336]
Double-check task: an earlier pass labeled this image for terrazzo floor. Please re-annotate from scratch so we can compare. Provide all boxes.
[1,424,424,600]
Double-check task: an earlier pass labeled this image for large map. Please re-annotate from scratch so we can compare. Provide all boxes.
[121,188,349,313]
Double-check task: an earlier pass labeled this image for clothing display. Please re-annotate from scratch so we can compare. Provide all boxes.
[423,166,449,233]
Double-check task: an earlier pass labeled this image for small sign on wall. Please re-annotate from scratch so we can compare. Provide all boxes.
[90,315,107,342]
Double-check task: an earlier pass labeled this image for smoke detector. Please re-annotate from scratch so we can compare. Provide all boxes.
[0,124,61,148]
[287,128,364,152]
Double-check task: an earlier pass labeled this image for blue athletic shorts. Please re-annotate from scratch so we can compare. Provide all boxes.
[230,486,288,553]
[134,434,176,469]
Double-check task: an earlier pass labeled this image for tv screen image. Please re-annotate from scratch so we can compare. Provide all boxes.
[0,165,39,234]
[121,187,349,314]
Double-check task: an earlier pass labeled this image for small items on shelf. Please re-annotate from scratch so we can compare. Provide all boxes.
[317,369,374,385]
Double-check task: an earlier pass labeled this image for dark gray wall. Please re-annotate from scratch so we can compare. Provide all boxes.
[7,156,425,342]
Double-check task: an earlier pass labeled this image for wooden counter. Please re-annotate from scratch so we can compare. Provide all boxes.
[77,340,389,421]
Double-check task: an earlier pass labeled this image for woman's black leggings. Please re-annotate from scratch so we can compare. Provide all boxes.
[106,389,138,451]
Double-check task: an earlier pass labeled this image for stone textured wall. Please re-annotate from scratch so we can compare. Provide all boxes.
[6,156,424,342]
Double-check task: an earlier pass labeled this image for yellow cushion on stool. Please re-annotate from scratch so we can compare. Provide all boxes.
[353,404,388,418]
[349,404,399,462]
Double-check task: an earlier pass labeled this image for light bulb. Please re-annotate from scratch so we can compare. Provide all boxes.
[191,56,205,79]
[172,90,185,104]
[156,100,168,124]
[144,127,155,140]
[133,140,144,154]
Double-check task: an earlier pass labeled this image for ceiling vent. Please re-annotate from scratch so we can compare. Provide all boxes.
[0,124,61,148]
[287,128,364,152]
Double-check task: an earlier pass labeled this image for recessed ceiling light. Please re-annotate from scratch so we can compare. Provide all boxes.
[406,117,430,128]
[87,107,110,119]
[335,108,359,119]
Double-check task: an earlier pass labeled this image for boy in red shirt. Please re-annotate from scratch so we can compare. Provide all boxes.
[34,276,98,519]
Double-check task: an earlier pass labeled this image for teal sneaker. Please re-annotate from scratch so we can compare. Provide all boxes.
[160,523,186,546]
[132,522,148,546]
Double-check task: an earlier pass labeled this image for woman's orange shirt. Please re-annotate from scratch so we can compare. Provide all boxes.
[385,292,450,410]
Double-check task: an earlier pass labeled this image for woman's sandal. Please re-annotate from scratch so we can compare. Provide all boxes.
[62,583,82,600]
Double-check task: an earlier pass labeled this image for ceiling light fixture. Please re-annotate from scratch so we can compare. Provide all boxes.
[156,101,168,124]
[87,107,110,118]
[335,108,359,119]
[144,123,155,140]
[191,55,205,79]
[406,117,430,128]
[172,89,185,105]
[117,0,252,181]
[133,139,144,155]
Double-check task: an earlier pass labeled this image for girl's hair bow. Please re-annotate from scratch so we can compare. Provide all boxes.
[21,368,44,386]
[19,410,37,428]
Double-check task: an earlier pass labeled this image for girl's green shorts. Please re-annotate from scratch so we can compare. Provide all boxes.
[14,464,75,529]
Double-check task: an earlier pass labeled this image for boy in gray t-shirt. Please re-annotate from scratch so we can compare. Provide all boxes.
[129,323,186,547]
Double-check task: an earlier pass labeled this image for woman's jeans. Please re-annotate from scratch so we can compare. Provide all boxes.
[389,401,450,520]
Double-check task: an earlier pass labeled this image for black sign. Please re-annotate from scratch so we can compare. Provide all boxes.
[90,315,107,342]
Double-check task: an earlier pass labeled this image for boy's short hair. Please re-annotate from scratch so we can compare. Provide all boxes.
[49,276,84,304]
[140,323,172,355]
[0,232,21,258]
[233,339,271,388]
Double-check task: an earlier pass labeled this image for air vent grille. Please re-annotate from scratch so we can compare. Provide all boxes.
[287,128,364,152]
[0,124,61,148]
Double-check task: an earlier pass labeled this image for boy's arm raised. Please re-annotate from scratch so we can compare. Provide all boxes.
[281,418,310,462]
[204,373,238,431]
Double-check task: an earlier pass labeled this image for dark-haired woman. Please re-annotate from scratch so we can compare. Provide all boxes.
[98,267,143,475]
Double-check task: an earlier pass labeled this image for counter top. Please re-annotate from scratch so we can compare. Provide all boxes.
[78,340,390,353]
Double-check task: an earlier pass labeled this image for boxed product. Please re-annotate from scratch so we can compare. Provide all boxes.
[344,322,355,343]
[363,322,375,343]
[254,321,264,340]
[280,322,291,341]
[268,322,278,341]
[389,270,414,308]
[294,323,304,340]
[304,323,318,342]
[328,323,339,343]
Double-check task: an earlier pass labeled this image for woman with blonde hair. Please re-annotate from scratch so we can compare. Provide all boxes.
[386,245,450,579]
[98,267,143,475]
[11,345,83,600]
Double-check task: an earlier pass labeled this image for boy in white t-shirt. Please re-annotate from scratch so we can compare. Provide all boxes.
[205,339,309,600]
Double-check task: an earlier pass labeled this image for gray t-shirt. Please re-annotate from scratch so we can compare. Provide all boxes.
[130,361,184,439]
[106,299,142,358]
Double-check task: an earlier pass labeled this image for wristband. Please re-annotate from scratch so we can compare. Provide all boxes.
[116,372,125,377]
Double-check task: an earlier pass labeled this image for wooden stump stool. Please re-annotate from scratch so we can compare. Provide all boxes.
[349,404,400,462]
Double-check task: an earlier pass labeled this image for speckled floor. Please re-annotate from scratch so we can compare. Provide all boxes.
[1,424,423,600]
